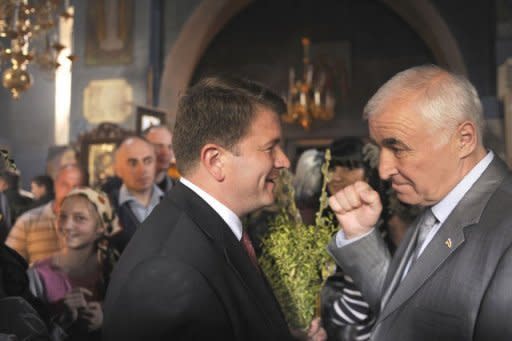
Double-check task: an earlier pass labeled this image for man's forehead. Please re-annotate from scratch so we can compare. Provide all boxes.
[124,148,154,160]
[368,107,420,139]
[57,166,82,181]
[147,127,171,139]
[120,138,153,151]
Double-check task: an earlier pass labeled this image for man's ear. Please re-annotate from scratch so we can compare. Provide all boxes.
[456,120,478,158]
[200,143,226,181]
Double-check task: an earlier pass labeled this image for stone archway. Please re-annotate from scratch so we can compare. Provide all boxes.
[158,0,467,126]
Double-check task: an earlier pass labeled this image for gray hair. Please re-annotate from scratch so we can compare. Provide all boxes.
[293,149,323,202]
[363,65,484,145]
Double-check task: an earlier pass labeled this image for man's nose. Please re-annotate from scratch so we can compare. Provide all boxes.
[378,149,397,180]
[275,147,290,169]
[61,218,72,232]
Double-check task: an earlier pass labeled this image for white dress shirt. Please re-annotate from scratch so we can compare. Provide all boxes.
[180,177,243,241]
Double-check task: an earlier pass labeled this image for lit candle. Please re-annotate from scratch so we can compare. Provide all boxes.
[314,90,320,105]
[289,67,295,87]
[306,64,313,85]
[300,93,306,106]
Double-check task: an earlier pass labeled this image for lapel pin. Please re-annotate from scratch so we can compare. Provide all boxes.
[445,238,452,248]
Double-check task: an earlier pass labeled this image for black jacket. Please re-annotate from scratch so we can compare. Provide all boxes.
[103,182,292,340]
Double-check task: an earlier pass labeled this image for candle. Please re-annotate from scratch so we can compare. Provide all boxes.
[314,91,320,105]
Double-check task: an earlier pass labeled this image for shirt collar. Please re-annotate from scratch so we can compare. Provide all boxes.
[431,151,494,223]
[118,183,164,207]
[180,177,243,241]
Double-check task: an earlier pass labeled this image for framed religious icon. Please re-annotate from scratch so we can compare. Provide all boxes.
[135,106,167,135]
[78,122,132,188]
[81,141,118,188]
[85,0,134,65]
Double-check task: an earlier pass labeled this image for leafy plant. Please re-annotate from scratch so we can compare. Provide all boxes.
[0,149,16,171]
[259,149,337,329]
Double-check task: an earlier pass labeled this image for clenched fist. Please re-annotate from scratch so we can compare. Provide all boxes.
[328,181,382,239]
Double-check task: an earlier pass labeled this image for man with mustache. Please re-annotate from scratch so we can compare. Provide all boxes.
[104,77,325,341]
[328,65,512,340]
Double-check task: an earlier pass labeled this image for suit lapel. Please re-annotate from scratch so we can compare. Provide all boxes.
[378,156,509,322]
[222,229,288,329]
[379,220,420,310]
[169,182,287,333]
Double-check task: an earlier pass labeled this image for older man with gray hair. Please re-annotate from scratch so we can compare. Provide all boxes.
[328,65,512,341]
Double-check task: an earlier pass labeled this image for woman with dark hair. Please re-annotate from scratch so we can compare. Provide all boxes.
[30,175,55,209]
[27,187,120,341]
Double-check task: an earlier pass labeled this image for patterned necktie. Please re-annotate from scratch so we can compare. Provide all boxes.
[241,228,260,272]
[410,208,438,267]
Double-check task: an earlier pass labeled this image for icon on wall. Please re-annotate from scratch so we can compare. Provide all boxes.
[135,106,167,135]
[85,0,134,65]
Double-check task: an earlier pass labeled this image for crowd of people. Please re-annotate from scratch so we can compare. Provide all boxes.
[0,64,511,341]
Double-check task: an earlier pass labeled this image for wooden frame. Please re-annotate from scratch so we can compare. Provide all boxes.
[135,106,167,135]
[85,0,134,65]
[78,122,132,187]
[81,140,119,188]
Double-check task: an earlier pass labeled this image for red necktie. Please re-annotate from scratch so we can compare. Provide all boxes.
[241,229,260,272]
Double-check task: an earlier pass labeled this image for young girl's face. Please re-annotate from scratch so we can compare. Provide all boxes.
[57,195,103,250]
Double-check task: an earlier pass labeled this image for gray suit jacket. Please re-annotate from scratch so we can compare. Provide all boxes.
[328,156,512,341]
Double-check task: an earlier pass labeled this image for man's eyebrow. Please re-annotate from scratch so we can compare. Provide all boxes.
[381,138,409,149]
[261,138,281,149]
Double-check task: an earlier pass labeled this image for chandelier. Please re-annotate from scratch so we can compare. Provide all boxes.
[0,0,74,99]
[282,38,335,130]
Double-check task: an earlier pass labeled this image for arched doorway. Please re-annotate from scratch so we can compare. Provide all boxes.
[159,0,467,126]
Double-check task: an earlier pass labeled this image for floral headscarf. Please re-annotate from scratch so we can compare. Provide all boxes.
[63,187,121,273]
[64,187,121,237]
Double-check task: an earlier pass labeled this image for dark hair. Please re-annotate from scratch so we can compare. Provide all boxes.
[329,137,367,170]
[32,175,54,196]
[173,76,286,175]
[0,170,20,190]
[328,136,383,198]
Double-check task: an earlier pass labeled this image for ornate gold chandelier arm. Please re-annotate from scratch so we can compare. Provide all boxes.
[283,37,335,130]
[0,0,74,99]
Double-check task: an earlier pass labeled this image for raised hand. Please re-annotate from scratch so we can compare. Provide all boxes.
[80,301,103,332]
[328,181,382,239]
[62,287,93,324]
[289,317,327,341]
[306,317,327,341]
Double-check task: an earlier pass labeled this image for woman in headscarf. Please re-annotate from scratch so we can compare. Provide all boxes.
[27,187,121,341]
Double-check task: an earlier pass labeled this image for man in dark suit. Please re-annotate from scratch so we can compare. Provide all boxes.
[327,65,512,341]
[103,77,326,340]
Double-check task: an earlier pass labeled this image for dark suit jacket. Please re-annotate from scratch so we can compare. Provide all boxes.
[103,182,292,341]
[328,156,512,341]
[106,187,143,253]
